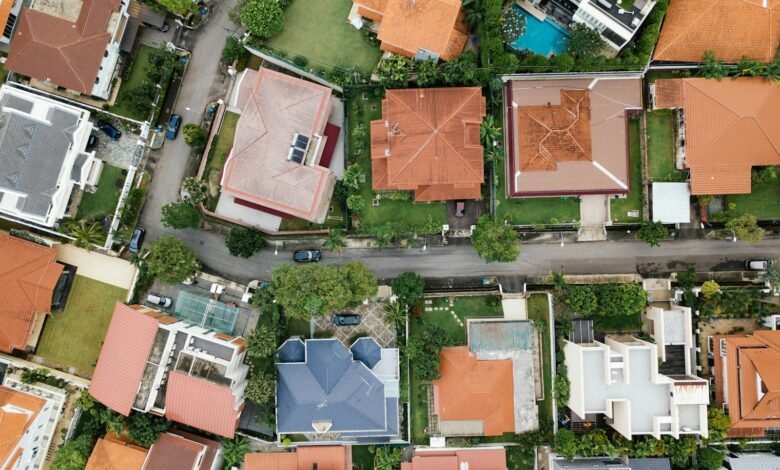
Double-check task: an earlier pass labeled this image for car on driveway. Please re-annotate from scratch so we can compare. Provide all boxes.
[293,249,321,263]
[332,313,360,326]
[455,200,465,218]
[129,227,145,253]
[96,120,121,140]
[165,114,182,140]
[745,259,774,271]
[146,292,173,308]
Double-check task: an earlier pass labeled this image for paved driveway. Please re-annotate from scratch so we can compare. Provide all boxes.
[313,301,397,347]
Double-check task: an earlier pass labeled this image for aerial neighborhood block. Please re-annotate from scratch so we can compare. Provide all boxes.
[0,86,102,226]
[370,87,486,201]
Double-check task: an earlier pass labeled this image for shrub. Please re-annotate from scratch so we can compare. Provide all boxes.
[120,188,145,228]
[471,215,519,263]
[241,0,284,38]
[225,227,265,258]
[292,55,308,67]
[182,123,207,147]
[222,36,248,65]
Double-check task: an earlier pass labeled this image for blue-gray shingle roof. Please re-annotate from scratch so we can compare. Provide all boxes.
[278,338,306,363]
[351,337,382,369]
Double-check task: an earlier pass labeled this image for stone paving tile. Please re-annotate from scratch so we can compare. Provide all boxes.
[313,301,397,348]
[92,125,139,169]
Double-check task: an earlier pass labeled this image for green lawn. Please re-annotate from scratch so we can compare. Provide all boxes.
[205,111,240,211]
[610,118,643,223]
[495,160,580,225]
[279,203,347,231]
[109,45,156,121]
[264,0,381,73]
[77,164,124,221]
[593,312,642,333]
[527,294,553,428]
[284,317,311,340]
[727,178,780,220]
[352,446,375,470]
[36,276,127,373]
[646,110,683,182]
[348,95,447,231]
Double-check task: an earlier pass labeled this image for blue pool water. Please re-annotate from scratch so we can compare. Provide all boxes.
[510,4,570,57]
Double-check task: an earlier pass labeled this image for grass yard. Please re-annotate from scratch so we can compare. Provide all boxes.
[646,110,684,182]
[593,312,642,333]
[204,111,240,211]
[264,0,381,73]
[109,45,156,121]
[36,276,127,373]
[610,118,643,223]
[76,164,124,221]
[278,202,347,231]
[351,446,376,470]
[348,95,447,231]
[527,294,553,428]
[727,178,780,220]
[284,317,311,340]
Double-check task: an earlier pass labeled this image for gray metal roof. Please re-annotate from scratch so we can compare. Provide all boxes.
[0,95,81,217]
[350,337,381,369]
[276,339,397,437]
[278,338,305,363]
[627,458,671,470]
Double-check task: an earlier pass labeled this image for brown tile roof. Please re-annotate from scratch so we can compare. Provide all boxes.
[244,452,298,470]
[0,386,46,467]
[432,347,514,436]
[0,232,62,353]
[223,68,336,223]
[6,0,121,94]
[654,0,780,63]
[0,0,14,40]
[244,446,350,470]
[402,448,507,470]
[168,431,220,470]
[89,303,160,416]
[654,77,780,195]
[86,437,148,470]
[507,77,642,196]
[143,433,205,470]
[354,0,467,60]
[713,330,780,438]
[370,87,486,201]
[164,371,242,438]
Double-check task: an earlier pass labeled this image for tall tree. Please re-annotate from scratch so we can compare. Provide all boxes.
[700,51,729,80]
[480,114,502,149]
[382,301,406,327]
[471,215,519,263]
[241,0,284,38]
[128,413,170,447]
[567,24,605,60]
[221,436,250,468]
[765,261,780,293]
[161,202,201,229]
[323,228,347,254]
[245,372,276,405]
[391,272,425,308]
[225,227,265,258]
[637,221,669,247]
[145,236,200,283]
[726,213,764,244]
[461,0,484,31]
[342,261,379,304]
[246,324,277,358]
[182,177,208,205]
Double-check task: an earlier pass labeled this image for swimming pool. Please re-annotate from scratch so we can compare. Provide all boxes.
[510,4,570,57]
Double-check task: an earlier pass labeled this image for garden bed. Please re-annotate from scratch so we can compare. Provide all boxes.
[204,111,240,211]
[646,110,684,182]
[527,294,553,428]
[609,118,643,223]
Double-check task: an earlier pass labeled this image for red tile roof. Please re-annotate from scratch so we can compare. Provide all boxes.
[143,433,205,470]
[168,431,220,470]
[654,78,780,195]
[6,0,121,94]
[165,371,242,438]
[89,303,160,415]
[244,452,297,470]
[0,386,46,468]
[371,87,486,201]
[654,0,780,63]
[244,446,350,470]
[86,436,148,470]
[401,448,507,470]
[0,232,62,353]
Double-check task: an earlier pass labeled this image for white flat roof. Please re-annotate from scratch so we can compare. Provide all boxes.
[652,183,691,224]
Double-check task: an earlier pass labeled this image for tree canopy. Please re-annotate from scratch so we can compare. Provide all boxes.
[241,0,284,38]
[182,124,207,147]
[391,272,425,308]
[567,24,605,60]
[145,236,200,284]
[246,324,277,358]
[564,283,647,317]
[407,322,451,380]
[128,413,170,447]
[637,221,669,247]
[726,213,764,244]
[161,202,201,229]
[245,372,276,405]
[471,215,519,263]
[225,227,265,258]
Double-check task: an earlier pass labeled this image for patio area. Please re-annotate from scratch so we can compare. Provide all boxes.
[313,300,397,347]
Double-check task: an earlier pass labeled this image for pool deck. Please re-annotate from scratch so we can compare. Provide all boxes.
[516,0,547,21]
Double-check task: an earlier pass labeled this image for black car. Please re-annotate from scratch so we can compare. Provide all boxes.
[96,120,121,140]
[293,249,321,263]
[86,134,98,151]
[332,314,360,326]
[129,227,145,253]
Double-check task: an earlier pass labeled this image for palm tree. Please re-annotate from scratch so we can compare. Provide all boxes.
[480,115,502,149]
[221,436,249,468]
[383,300,407,326]
[462,0,485,31]
[65,220,103,250]
[323,229,347,254]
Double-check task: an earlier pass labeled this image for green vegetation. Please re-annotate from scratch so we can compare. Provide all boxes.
[161,202,201,229]
[528,294,553,427]
[472,215,519,263]
[225,227,266,258]
[700,287,763,318]
[145,236,201,284]
[727,178,780,220]
[76,165,124,221]
[646,110,683,181]
[262,0,381,73]
[204,111,239,211]
[351,446,375,470]
[637,221,669,247]
[110,45,180,123]
[610,119,643,222]
[37,276,127,373]
[241,0,284,38]
[554,280,647,333]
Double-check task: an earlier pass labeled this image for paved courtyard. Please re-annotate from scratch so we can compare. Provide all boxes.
[92,124,141,168]
[313,300,396,348]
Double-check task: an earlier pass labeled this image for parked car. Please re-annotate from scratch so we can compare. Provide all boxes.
[293,249,321,263]
[96,120,121,140]
[146,293,172,308]
[145,22,170,32]
[165,114,182,140]
[332,314,360,326]
[129,227,145,253]
[745,259,774,271]
[86,134,98,151]
[455,200,465,218]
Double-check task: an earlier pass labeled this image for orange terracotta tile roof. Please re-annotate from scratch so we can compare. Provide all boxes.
[0,232,62,353]
[86,437,148,470]
[143,432,206,470]
[713,330,780,438]
[164,371,242,438]
[355,0,467,60]
[89,303,160,416]
[370,87,486,201]
[0,0,14,40]
[244,452,298,470]
[654,0,780,63]
[6,0,121,94]
[0,386,46,467]
[168,430,220,470]
[432,347,514,436]
[223,68,336,223]
[654,77,780,195]
[244,446,349,470]
[402,448,507,470]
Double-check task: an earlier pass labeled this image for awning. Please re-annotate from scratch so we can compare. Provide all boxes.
[120,18,140,53]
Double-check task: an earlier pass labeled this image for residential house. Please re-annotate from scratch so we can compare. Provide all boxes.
[564,327,708,439]
[0,85,102,226]
[220,68,338,230]
[402,447,507,470]
[651,77,780,196]
[550,456,672,470]
[89,303,249,438]
[276,338,401,443]
[244,446,351,470]
[7,0,131,99]
[503,74,642,198]
[432,319,539,436]
[654,0,780,63]
[724,452,780,469]
[712,329,780,438]
[370,87,487,201]
[645,303,696,376]
[568,0,657,52]
[0,232,64,353]
[350,0,467,61]
[85,436,149,470]
[0,383,62,470]
[143,431,222,470]
[0,0,24,44]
